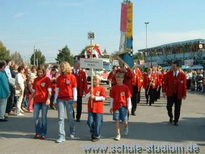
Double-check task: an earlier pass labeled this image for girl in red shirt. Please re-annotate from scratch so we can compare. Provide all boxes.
[53,61,77,143]
[32,65,51,139]
[86,75,107,142]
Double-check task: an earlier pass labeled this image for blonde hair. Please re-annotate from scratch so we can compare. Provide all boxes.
[93,75,101,81]
[60,61,72,74]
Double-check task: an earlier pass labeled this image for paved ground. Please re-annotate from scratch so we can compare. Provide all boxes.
[0,87,205,154]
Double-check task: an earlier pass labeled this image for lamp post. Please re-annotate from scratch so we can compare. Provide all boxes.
[33,46,36,66]
[145,22,151,67]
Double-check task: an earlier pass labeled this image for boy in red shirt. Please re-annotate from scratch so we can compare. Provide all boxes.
[110,73,132,141]
[86,75,107,142]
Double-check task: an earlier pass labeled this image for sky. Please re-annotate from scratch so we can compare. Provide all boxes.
[0,0,205,62]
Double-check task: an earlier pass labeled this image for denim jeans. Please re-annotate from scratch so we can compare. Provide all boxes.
[0,98,8,119]
[57,99,75,139]
[87,112,103,139]
[33,103,48,136]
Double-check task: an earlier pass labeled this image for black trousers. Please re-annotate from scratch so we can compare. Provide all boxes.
[167,93,182,123]
[131,85,139,113]
[73,89,83,120]
[156,86,162,99]
[6,84,15,114]
[145,87,155,105]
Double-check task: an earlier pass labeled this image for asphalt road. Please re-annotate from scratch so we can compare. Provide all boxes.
[0,85,205,154]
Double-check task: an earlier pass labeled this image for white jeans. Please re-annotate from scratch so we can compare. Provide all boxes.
[16,89,24,114]
[0,98,8,119]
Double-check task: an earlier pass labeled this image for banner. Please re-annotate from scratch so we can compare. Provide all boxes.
[119,32,126,52]
[126,37,133,49]
[126,3,133,37]
[119,51,134,69]
[120,3,128,32]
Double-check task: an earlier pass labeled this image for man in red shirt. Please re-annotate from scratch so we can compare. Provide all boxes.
[143,68,158,106]
[162,61,187,126]
[86,75,107,142]
[131,67,143,115]
[72,60,87,122]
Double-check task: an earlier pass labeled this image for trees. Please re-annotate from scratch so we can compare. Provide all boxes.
[10,51,24,65]
[56,46,74,65]
[0,41,10,60]
[133,52,144,60]
[30,49,46,66]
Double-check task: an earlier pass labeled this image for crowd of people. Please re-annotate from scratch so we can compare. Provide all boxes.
[0,58,204,142]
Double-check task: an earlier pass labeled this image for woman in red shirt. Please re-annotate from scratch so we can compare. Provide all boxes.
[53,61,77,143]
[32,65,51,139]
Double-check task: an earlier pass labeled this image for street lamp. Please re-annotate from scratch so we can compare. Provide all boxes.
[145,22,151,66]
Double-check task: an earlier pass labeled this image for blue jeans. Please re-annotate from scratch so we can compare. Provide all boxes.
[113,106,128,122]
[33,103,48,136]
[87,112,103,139]
[57,100,75,139]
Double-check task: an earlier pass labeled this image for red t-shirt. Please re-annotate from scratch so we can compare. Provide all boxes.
[110,84,132,112]
[56,73,77,100]
[33,76,51,103]
[87,86,107,113]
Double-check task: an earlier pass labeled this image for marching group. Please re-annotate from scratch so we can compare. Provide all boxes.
[0,58,204,142]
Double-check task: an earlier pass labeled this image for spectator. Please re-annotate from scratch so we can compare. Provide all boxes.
[0,60,10,122]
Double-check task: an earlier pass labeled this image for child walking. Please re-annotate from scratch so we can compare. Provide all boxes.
[110,73,132,141]
[87,75,107,142]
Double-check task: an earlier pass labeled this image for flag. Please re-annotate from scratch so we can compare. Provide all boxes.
[120,3,128,32]
[118,50,134,69]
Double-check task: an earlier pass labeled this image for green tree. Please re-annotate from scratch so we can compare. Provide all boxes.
[0,41,10,60]
[10,51,24,65]
[133,52,144,60]
[56,46,74,65]
[30,49,46,66]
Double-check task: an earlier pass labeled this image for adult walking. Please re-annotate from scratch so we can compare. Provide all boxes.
[72,60,87,122]
[162,61,187,126]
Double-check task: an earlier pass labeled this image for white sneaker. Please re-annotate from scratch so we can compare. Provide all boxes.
[56,137,65,143]
[124,127,128,136]
[70,135,74,139]
[17,113,24,116]
[114,134,121,141]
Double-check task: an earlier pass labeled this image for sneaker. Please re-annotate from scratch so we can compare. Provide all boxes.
[33,134,40,139]
[21,107,28,112]
[0,119,8,122]
[92,138,100,142]
[124,127,128,136]
[70,135,75,139]
[17,113,24,116]
[114,134,121,141]
[9,111,16,115]
[40,136,46,140]
[56,137,65,143]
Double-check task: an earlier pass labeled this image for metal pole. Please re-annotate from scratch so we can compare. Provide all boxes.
[88,32,95,108]
[145,22,150,67]
[34,46,36,66]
